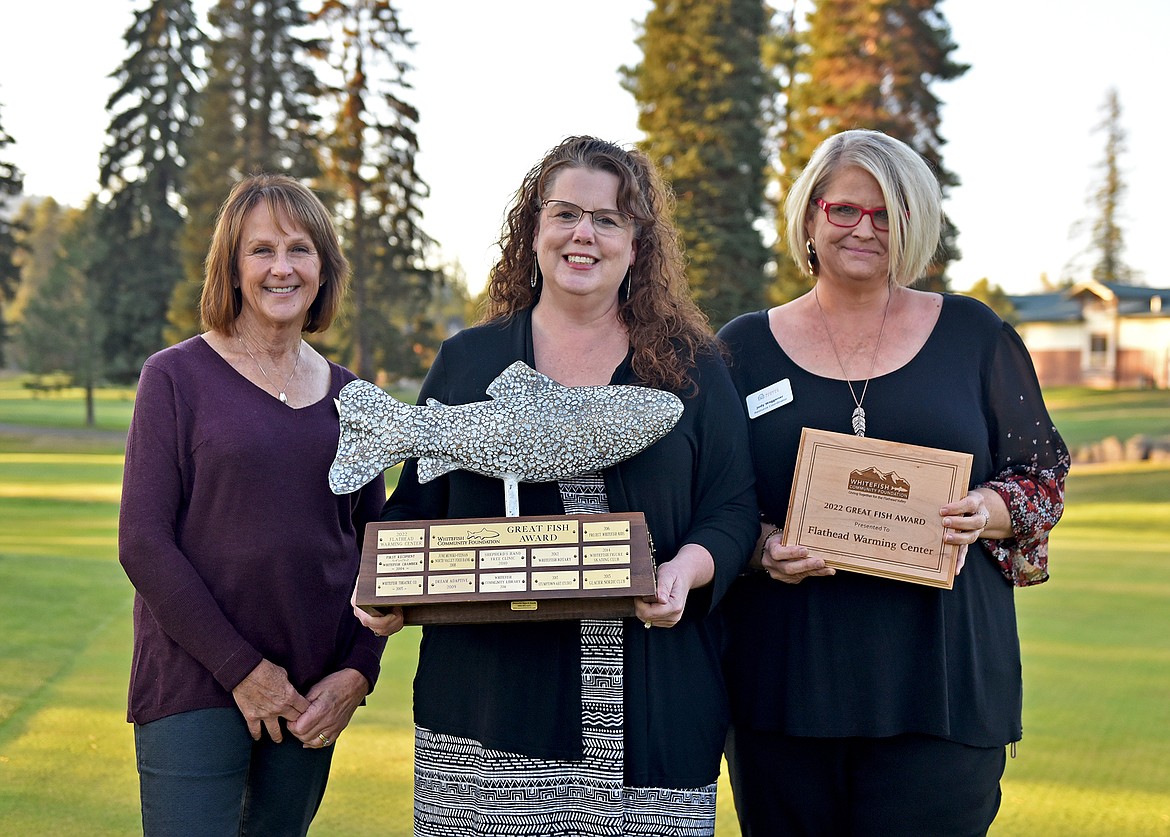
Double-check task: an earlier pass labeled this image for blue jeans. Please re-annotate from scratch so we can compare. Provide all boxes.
[134,707,334,837]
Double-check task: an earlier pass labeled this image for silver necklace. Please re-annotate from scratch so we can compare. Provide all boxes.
[238,335,302,404]
[813,286,892,437]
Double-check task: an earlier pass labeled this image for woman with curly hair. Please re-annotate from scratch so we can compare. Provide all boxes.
[358,135,758,836]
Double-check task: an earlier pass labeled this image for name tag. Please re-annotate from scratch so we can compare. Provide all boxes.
[746,378,793,419]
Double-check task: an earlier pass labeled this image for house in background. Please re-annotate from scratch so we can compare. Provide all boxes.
[1008,280,1170,389]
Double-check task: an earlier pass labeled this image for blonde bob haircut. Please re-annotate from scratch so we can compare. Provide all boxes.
[200,173,348,334]
[785,129,943,286]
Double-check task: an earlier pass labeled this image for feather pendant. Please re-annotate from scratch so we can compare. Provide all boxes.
[851,406,867,437]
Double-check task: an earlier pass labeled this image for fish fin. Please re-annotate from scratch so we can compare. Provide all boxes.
[328,379,412,494]
[485,360,562,401]
[416,455,462,483]
[328,460,390,495]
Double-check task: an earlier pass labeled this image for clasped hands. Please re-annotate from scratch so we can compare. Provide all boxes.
[231,658,368,749]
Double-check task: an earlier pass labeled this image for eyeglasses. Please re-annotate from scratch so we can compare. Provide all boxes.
[540,200,634,235]
[814,198,891,232]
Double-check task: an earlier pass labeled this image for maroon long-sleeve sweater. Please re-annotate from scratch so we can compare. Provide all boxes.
[118,335,386,725]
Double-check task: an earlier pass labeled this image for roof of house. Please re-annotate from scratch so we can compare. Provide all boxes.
[1009,291,1082,323]
[1008,280,1170,323]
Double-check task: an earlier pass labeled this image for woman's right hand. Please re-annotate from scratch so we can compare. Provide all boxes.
[351,585,405,638]
[760,530,836,584]
[231,659,310,742]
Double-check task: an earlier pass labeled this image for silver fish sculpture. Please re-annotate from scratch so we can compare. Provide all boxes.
[328,360,684,497]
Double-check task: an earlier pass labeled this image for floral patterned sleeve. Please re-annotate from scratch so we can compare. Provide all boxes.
[980,322,1071,586]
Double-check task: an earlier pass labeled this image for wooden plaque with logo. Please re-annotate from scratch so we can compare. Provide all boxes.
[781,429,973,588]
[355,512,657,624]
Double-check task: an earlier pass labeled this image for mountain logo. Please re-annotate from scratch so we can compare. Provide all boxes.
[848,465,911,501]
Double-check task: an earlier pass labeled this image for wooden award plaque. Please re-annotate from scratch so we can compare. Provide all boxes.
[355,512,657,624]
[782,429,973,588]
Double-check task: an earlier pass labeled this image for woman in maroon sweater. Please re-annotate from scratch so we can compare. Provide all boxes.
[118,174,385,836]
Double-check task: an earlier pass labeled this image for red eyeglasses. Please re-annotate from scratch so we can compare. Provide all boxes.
[814,199,891,232]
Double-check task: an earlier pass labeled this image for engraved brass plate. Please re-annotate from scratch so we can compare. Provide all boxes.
[356,512,657,624]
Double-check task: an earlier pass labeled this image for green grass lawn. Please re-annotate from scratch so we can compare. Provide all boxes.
[0,375,136,433]
[1042,387,1170,450]
[1,382,1168,835]
[995,461,1170,836]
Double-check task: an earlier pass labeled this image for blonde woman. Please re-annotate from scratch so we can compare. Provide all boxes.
[719,129,1069,836]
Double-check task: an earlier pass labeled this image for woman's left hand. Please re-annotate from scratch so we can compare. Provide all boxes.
[287,668,369,749]
[940,488,1007,575]
[351,584,405,638]
[636,544,714,629]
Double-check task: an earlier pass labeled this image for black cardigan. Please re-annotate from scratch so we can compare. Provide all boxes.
[383,308,759,788]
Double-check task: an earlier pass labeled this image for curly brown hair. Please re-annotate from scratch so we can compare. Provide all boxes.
[482,136,713,393]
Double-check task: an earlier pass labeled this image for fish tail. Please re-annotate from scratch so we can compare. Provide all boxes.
[328,380,416,494]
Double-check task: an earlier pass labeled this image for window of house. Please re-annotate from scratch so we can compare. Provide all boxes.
[1089,332,1109,365]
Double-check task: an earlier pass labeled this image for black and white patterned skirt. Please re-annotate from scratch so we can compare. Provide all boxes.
[412,474,717,836]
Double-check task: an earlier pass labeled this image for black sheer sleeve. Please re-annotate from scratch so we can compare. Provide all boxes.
[980,322,1071,586]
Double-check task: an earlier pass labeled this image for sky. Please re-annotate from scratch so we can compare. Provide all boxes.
[0,0,1165,297]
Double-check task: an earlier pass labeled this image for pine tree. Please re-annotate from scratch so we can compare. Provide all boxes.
[96,0,202,381]
[8,199,62,330]
[774,0,966,296]
[0,106,25,367]
[1087,88,1131,285]
[168,0,324,342]
[963,277,1017,323]
[15,202,107,425]
[761,3,805,303]
[311,0,442,381]
[623,0,771,329]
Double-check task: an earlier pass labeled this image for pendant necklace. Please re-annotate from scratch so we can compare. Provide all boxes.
[238,334,302,404]
[813,285,892,437]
